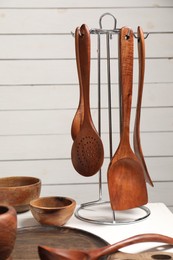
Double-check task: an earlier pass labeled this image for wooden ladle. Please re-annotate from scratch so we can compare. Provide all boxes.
[71,24,104,177]
[38,233,173,260]
[71,27,84,140]
[133,26,154,187]
[107,27,148,210]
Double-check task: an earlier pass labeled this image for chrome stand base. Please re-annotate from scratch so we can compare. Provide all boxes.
[75,201,150,225]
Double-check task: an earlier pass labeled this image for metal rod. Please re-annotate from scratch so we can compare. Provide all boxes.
[97,32,103,201]
[72,28,150,40]
[112,210,116,224]
[118,33,122,136]
[98,32,101,141]
[75,203,151,225]
[106,32,113,159]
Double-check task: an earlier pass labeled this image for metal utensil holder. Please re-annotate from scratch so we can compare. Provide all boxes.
[75,13,150,225]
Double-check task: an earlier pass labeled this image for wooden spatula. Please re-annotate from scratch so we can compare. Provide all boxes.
[107,27,148,210]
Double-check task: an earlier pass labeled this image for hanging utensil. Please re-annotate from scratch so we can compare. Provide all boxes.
[38,233,173,260]
[71,27,84,141]
[133,26,154,187]
[71,24,104,177]
[107,27,148,210]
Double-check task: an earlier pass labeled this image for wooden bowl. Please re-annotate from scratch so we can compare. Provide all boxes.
[0,205,17,260]
[0,176,41,213]
[30,196,76,226]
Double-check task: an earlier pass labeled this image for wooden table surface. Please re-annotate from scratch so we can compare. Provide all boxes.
[15,203,173,259]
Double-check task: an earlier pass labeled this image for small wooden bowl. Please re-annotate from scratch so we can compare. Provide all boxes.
[0,176,41,213]
[30,196,76,226]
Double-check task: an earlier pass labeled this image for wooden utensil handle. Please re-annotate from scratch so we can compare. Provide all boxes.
[119,27,134,142]
[75,26,83,105]
[135,26,145,130]
[78,24,91,120]
[92,233,173,258]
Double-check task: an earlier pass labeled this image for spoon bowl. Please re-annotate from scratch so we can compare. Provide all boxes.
[71,24,104,177]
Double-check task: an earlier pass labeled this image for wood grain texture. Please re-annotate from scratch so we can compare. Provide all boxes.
[38,234,173,260]
[71,24,104,177]
[0,205,17,260]
[0,1,172,211]
[12,226,108,260]
[107,27,148,210]
[0,176,41,213]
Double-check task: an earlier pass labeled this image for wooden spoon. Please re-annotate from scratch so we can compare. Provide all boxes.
[107,27,148,210]
[71,24,104,177]
[71,27,84,140]
[133,26,154,187]
[38,233,173,260]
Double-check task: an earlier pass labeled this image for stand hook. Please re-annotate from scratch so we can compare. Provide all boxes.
[99,12,117,30]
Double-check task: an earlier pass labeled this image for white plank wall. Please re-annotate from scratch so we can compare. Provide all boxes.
[0,1,173,212]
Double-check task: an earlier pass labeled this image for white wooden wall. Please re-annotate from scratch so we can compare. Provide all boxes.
[0,0,173,212]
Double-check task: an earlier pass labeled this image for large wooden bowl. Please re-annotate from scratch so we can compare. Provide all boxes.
[0,176,41,213]
[30,196,76,226]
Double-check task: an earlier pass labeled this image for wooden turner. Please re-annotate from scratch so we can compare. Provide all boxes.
[107,27,148,210]
[133,26,153,187]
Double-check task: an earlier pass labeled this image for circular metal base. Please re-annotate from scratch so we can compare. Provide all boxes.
[75,201,151,225]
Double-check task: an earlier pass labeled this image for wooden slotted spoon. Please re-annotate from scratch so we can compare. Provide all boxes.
[133,26,153,187]
[71,27,84,141]
[107,27,148,210]
[71,24,104,177]
[38,233,173,260]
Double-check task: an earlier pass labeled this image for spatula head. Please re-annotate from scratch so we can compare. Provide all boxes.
[108,158,148,210]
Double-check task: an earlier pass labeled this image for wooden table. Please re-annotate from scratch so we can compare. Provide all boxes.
[16,203,173,259]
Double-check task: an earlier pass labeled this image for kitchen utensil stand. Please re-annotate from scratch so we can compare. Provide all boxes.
[75,13,150,225]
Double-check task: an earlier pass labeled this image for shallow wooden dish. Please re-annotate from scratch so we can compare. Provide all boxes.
[30,196,76,226]
[0,176,41,213]
[11,226,108,260]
